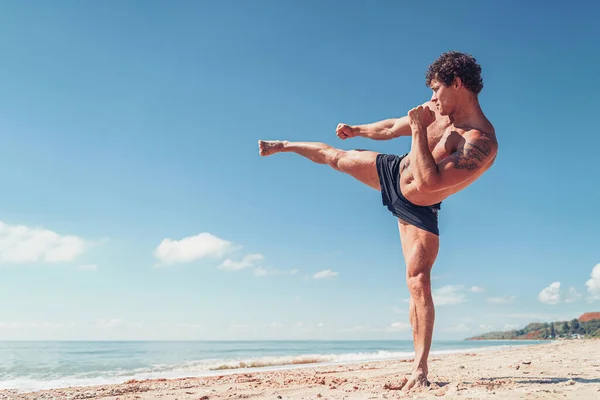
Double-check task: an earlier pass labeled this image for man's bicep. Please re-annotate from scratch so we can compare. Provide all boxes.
[434,137,495,190]
[389,115,411,137]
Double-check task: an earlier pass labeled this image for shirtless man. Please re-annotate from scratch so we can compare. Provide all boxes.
[258,51,498,392]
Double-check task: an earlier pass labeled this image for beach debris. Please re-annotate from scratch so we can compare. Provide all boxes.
[459,365,465,369]
[199,396,209,400]
[522,361,532,365]
[567,379,576,385]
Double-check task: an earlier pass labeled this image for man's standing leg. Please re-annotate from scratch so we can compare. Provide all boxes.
[397,219,438,391]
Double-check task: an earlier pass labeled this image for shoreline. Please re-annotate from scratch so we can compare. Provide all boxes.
[1,339,598,399]
[0,340,543,394]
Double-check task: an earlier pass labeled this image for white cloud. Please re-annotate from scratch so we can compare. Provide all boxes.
[585,264,600,301]
[538,282,561,305]
[254,267,267,276]
[317,322,324,327]
[503,324,520,330]
[433,285,466,306]
[469,286,485,293]
[313,269,338,279]
[487,296,516,304]
[443,324,471,332]
[0,221,90,264]
[479,324,493,331]
[76,264,97,271]
[387,322,411,332]
[153,232,233,265]
[220,253,264,271]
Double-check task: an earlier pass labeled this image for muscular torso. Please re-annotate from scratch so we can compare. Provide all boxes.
[398,105,497,206]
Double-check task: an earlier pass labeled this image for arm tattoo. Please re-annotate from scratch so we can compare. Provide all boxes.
[452,139,492,170]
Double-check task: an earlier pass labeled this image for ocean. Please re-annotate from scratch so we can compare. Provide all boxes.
[0,340,545,392]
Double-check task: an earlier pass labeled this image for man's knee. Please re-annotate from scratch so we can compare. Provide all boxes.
[330,150,351,172]
[334,149,368,172]
[406,245,433,299]
[407,271,432,299]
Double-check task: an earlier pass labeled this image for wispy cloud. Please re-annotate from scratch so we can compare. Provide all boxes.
[153,232,234,266]
[433,285,467,306]
[313,269,338,279]
[253,267,298,277]
[487,296,516,304]
[387,322,411,332]
[469,286,485,293]
[220,253,264,271]
[585,264,600,301]
[0,221,92,264]
[565,287,582,303]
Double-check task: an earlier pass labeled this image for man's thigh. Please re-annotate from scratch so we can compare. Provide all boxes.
[336,149,381,190]
[398,219,439,277]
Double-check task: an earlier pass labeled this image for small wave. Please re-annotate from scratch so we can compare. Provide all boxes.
[209,350,412,371]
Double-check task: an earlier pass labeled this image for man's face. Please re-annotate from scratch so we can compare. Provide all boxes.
[429,79,456,116]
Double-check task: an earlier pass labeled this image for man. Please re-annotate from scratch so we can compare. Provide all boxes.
[258,51,498,392]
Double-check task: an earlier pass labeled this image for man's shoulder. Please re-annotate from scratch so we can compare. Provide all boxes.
[462,129,498,164]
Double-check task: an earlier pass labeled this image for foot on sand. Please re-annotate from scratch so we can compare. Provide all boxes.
[258,140,287,156]
[384,371,430,393]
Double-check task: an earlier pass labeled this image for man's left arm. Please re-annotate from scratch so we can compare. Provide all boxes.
[408,107,495,193]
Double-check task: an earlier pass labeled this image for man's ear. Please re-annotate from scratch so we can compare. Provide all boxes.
[453,77,463,90]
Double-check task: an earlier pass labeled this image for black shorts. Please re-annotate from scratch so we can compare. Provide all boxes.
[376,153,442,236]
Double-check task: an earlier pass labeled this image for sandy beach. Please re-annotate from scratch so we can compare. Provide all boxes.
[1,340,598,400]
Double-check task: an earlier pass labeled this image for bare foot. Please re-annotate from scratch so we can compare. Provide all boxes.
[384,371,430,393]
[258,140,287,156]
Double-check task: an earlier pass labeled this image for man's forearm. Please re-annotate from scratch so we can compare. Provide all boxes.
[354,116,411,140]
[410,125,440,190]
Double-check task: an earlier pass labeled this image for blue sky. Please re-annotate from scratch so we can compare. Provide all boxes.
[0,0,599,341]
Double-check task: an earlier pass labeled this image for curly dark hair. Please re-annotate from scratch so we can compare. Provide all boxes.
[425,51,483,95]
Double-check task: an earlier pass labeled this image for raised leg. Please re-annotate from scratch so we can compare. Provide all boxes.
[258,140,381,190]
[396,219,439,392]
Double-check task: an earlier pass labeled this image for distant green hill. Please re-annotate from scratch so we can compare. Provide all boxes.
[466,316,600,340]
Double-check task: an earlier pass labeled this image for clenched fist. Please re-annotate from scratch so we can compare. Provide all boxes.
[336,123,357,140]
[408,105,435,128]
